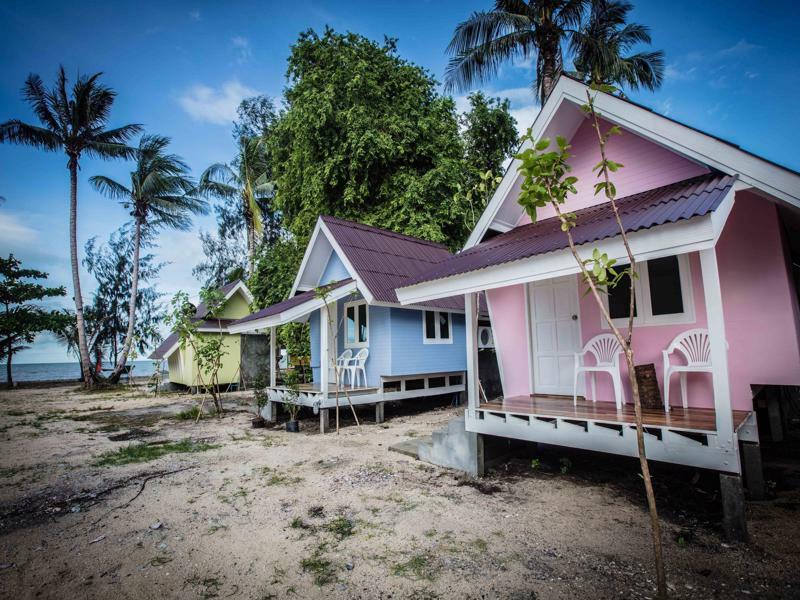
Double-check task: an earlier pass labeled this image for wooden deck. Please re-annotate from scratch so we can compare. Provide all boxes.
[479,395,751,434]
[271,383,378,395]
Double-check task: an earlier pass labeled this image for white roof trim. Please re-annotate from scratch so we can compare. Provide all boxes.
[160,341,180,360]
[465,76,800,248]
[223,280,254,305]
[228,280,359,333]
[289,218,374,303]
[398,199,734,305]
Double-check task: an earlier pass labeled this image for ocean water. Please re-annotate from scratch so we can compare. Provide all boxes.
[0,361,163,384]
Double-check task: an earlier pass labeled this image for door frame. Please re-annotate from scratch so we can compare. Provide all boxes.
[527,275,583,396]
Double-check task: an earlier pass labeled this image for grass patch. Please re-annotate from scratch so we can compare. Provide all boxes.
[174,406,205,421]
[290,516,310,530]
[300,545,336,586]
[204,524,228,536]
[392,552,440,582]
[326,515,355,539]
[93,438,219,466]
[257,466,303,486]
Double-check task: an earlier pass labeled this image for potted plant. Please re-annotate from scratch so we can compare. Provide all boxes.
[283,369,302,432]
[251,374,269,428]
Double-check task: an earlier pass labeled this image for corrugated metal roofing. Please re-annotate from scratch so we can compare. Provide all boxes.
[234,278,355,326]
[148,280,244,360]
[149,332,179,360]
[320,216,466,310]
[403,173,735,287]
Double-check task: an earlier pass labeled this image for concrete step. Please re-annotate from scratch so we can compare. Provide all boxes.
[388,436,432,459]
[418,415,482,477]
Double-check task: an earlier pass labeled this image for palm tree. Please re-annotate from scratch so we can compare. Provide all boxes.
[0,67,142,387]
[90,134,208,383]
[570,0,664,92]
[445,0,587,105]
[198,137,275,279]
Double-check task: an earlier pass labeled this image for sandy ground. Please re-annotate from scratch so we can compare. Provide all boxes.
[0,383,798,599]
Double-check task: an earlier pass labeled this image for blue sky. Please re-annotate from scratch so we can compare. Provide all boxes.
[1,0,798,363]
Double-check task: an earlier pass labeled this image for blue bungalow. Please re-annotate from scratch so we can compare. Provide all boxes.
[228,216,473,432]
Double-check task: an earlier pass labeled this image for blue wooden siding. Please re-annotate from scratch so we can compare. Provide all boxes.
[320,252,350,284]
[389,308,466,375]
[309,298,466,386]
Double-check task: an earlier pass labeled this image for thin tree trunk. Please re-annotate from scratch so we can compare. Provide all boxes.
[244,194,256,280]
[109,218,142,383]
[69,159,93,388]
[6,341,13,389]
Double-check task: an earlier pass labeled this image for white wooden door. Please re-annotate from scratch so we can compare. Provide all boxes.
[530,277,581,395]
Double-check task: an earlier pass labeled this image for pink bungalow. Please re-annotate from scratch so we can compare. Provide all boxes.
[396,76,800,535]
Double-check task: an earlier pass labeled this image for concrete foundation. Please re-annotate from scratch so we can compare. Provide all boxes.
[741,442,765,501]
[320,409,330,434]
[262,400,278,422]
[418,416,485,477]
[720,473,749,542]
[375,402,385,423]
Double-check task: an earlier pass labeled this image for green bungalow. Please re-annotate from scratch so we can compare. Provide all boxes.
[149,280,262,389]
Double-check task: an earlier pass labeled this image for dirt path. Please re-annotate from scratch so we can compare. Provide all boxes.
[0,383,798,599]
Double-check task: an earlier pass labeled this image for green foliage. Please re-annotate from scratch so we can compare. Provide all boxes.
[83,225,166,363]
[0,255,70,385]
[326,515,355,539]
[570,0,665,92]
[269,28,467,249]
[461,92,519,176]
[93,438,219,466]
[282,369,302,421]
[253,373,269,413]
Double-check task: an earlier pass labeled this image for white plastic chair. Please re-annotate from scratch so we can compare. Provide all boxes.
[662,328,712,414]
[335,349,353,386]
[348,348,369,389]
[573,334,624,409]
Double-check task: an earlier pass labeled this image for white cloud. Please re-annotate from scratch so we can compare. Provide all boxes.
[664,64,697,82]
[153,228,207,300]
[717,39,761,58]
[454,86,539,138]
[0,213,38,249]
[659,97,673,117]
[189,10,201,21]
[231,36,252,64]
[177,80,260,125]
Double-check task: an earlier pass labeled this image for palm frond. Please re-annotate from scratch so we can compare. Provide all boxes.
[0,119,62,150]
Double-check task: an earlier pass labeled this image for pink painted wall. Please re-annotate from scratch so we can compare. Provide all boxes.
[486,285,531,398]
[578,253,713,408]
[517,118,709,225]
[716,192,800,407]
[483,119,800,410]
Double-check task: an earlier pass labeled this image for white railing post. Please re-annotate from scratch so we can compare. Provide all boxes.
[269,326,277,387]
[465,292,479,412]
[319,304,330,401]
[699,248,736,457]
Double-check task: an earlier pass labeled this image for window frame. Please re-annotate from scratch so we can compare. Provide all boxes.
[422,310,453,344]
[343,300,369,348]
[601,254,695,328]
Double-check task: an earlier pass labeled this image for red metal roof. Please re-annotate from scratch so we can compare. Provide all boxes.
[320,216,466,311]
[234,278,355,326]
[403,173,735,287]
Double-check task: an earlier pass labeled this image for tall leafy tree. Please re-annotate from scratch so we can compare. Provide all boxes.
[198,137,279,279]
[0,255,71,388]
[232,95,279,141]
[81,225,167,375]
[90,135,207,382]
[0,67,142,386]
[269,28,466,246]
[445,0,586,104]
[461,92,519,177]
[570,0,664,91]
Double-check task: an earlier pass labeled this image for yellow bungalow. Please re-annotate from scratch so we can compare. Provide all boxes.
[149,280,256,389]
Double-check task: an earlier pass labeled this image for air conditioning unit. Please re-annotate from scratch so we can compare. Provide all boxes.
[477,326,495,349]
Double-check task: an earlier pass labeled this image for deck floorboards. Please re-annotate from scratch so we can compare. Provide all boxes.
[479,395,750,433]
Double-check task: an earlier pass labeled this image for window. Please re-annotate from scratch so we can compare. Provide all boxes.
[344,300,368,347]
[423,310,452,344]
[602,255,694,327]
